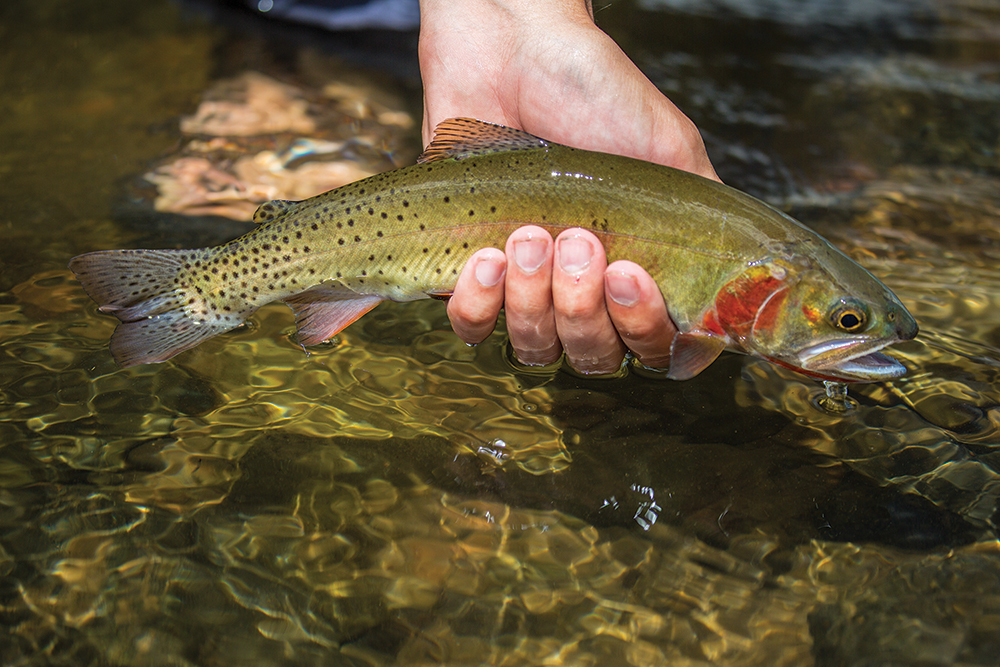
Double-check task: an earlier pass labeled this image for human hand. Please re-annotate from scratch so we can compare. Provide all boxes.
[419,0,717,373]
[446,226,679,374]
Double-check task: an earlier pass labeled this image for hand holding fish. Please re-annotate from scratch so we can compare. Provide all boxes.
[419,0,717,372]
[418,0,719,179]
[447,227,678,374]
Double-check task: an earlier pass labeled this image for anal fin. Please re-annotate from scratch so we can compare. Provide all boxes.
[283,285,383,346]
[667,332,728,380]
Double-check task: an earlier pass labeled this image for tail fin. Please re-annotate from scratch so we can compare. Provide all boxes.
[69,249,248,367]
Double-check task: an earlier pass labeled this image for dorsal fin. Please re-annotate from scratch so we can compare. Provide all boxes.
[417,118,549,164]
[252,199,299,225]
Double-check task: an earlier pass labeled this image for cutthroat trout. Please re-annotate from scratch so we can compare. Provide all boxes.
[69,118,917,381]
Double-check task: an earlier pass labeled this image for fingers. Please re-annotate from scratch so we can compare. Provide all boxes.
[502,227,562,365]
[604,261,678,368]
[551,230,627,374]
[447,229,677,376]
[446,248,506,345]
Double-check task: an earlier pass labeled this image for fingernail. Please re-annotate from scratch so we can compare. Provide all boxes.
[474,257,504,287]
[606,271,640,307]
[513,238,547,274]
[558,235,592,274]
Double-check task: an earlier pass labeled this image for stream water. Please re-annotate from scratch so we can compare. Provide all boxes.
[2,0,999,665]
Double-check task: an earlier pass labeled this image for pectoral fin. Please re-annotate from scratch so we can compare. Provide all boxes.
[283,286,383,346]
[667,332,728,380]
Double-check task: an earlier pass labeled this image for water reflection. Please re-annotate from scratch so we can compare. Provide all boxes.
[2,0,1000,665]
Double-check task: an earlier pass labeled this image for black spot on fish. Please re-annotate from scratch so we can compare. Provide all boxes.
[443,196,450,203]
[377,231,383,238]
[311,223,318,231]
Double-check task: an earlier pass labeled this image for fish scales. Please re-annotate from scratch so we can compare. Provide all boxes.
[70,118,917,379]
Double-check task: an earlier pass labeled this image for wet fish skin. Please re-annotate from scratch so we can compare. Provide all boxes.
[69,118,917,380]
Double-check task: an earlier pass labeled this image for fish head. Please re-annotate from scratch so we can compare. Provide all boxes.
[712,254,918,382]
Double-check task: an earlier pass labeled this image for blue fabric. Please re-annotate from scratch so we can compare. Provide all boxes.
[250,0,420,30]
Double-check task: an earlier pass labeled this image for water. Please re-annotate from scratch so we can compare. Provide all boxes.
[2,0,999,665]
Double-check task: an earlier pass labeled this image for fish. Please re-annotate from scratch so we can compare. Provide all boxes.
[69,118,918,381]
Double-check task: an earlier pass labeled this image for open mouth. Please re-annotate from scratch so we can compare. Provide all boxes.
[796,337,908,382]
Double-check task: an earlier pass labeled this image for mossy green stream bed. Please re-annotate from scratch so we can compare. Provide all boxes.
[2,1,1000,664]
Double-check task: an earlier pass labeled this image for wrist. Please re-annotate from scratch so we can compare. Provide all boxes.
[419,0,593,26]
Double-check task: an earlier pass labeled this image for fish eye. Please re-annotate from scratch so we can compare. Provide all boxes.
[830,301,868,332]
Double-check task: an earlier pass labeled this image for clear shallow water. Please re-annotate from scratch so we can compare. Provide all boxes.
[2,0,1000,665]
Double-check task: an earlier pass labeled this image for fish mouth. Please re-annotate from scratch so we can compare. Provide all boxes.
[794,337,909,382]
